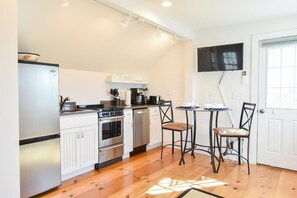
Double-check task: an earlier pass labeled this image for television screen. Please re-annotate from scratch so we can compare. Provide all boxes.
[197,43,243,72]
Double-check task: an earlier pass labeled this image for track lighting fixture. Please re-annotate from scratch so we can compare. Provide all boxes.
[121,15,132,27]
[93,0,183,42]
[156,27,163,38]
[61,0,69,6]
[161,0,172,7]
[171,34,177,44]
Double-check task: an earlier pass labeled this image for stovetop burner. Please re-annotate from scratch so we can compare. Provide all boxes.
[77,104,124,118]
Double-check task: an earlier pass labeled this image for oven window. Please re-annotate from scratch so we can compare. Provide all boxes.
[102,120,122,140]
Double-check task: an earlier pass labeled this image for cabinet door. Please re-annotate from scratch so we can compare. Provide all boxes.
[60,128,80,175]
[124,109,133,154]
[80,125,98,168]
[149,107,161,149]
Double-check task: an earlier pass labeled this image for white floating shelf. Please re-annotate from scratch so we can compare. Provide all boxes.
[106,74,147,84]
[106,79,148,84]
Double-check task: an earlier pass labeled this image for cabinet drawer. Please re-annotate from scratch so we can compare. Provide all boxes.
[124,109,133,121]
[60,113,98,129]
[124,109,132,115]
[149,107,159,116]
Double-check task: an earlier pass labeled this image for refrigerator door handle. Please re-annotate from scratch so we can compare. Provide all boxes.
[19,134,60,146]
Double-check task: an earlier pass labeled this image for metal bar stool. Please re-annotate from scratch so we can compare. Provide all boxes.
[158,100,193,165]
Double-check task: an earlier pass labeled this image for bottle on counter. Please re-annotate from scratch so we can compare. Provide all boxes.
[114,96,120,107]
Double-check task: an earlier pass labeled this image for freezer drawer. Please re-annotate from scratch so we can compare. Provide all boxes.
[20,137,61,198]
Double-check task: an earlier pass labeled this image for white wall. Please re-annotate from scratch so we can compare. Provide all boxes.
[18,0,184,75]
[59,68,145,104]
[0,0,20,197]
[59,38,185,108]
[18,0,187,110]
[194,14,297,163]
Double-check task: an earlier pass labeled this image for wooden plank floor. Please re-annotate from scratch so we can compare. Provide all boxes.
[42,147,297,198]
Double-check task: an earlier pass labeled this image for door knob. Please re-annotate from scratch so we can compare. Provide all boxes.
[259,109,265,114]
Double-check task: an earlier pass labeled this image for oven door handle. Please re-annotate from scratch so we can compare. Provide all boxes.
[99,115,125,121]
[99,143,124,152]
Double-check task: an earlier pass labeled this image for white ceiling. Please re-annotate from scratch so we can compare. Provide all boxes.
[138,0,297,30]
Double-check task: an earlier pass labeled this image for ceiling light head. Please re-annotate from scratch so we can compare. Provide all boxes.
[61,0,69,6]
[171,34,177,44]
[121,15,132,27]
[156,27,163,38]
[161,1,172,7]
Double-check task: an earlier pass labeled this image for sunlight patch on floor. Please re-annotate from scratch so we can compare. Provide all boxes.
[146,176,227,195]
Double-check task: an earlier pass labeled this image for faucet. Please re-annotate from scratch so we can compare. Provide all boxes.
[59,95,70,111]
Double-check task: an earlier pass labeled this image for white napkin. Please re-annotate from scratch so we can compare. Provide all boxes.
[204,103,227,109]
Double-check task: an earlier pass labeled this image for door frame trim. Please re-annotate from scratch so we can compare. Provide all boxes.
[251,28,297,164]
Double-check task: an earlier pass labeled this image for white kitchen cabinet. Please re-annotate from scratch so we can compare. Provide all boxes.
[123,109,133,158]
[147,107,161,150]
[60,113,98,178]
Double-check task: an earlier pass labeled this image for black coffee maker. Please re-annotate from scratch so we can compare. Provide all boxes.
[130,88,145,105]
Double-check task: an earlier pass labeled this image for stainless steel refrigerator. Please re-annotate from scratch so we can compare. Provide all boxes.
[19,61,61,198]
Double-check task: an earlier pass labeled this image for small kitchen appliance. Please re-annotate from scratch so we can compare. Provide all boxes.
[149,96,161,105]
[130,88,146,105]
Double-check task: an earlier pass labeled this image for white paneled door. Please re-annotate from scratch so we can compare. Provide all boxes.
[257,43,297,171]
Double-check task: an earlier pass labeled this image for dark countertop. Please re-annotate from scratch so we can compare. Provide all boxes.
[59,109,98,116]
[124,104,159,109]
[59,104,159,116]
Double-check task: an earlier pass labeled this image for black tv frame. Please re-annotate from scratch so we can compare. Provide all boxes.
[197,43,243,72]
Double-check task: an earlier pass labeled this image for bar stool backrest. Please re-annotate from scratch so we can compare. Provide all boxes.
[158,100,174,125]
[239,102,256,134]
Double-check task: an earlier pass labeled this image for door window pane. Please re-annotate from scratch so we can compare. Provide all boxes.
[295,68,297,87]
[266,88,281,108]
[266,44,297,108]
[281,88,294,108]
[267,48,281,68]
[282,46,295,67]
[295,89,297,106]
[267,68,281,87]
[281,67,295,87]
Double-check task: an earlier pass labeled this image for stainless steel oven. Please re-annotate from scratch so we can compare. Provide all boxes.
[97,108,124,167]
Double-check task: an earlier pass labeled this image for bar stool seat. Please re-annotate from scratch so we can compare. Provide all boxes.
[213,128,249,137]
[163,123,193,131]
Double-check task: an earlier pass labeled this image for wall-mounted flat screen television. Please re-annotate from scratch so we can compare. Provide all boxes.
[197,43,243,72]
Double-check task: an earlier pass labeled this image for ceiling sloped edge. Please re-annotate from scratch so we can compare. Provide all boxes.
[94,0,197,41]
